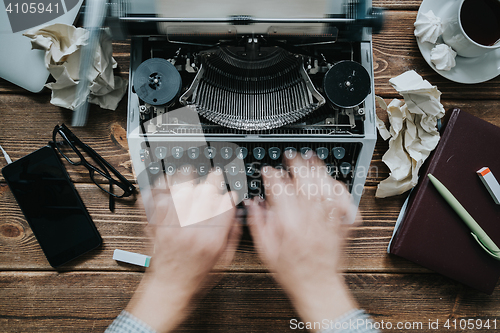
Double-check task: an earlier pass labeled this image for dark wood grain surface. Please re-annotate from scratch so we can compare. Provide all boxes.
[2,1,500,332]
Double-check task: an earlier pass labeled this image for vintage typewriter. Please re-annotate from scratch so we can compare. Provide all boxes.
[83,0,384,219]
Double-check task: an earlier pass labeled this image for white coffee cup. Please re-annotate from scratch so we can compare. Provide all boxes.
[442,0,500,58]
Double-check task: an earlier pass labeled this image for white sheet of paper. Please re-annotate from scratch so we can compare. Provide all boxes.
[375,70,445,198]
[23,23,127,111]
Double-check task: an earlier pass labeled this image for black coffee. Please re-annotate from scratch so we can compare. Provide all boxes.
[461,0,500,46]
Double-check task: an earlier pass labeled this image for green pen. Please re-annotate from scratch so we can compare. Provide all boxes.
[428,173,500,261]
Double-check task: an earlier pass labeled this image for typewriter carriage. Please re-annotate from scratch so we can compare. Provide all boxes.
[80,0,385,214]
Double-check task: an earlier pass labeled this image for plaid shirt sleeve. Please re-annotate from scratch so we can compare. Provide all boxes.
[105,309,378,333]
[319,309,380,333]
[105,310,157,333]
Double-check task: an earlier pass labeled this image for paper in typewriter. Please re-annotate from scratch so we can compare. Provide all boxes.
[156,0,334,34]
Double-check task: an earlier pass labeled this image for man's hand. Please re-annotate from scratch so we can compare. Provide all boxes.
[126,171,241,333]
[248,156,358,331]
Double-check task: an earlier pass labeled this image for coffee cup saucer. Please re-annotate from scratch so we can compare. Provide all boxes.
[417,0,500,84]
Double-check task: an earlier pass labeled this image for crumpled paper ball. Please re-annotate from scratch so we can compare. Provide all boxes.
[23,23,127,111]
[375,70,445,198]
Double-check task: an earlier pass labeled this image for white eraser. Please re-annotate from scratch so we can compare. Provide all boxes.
[477,167,500,205]
[113,249,151,267]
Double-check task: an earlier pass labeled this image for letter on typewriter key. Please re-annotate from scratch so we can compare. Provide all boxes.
[213,164,223,175]
[275,164,286,177]
[284,147,297,159]
[245,163,256,176]
[180,164,193,176]
[249,179,261,191]
[232,180,244,190]
[226,163,240,176]
[172,147,184,159]
[260,164,270,176]
[218,180,227,191]
[188,147,200,159]
[155,146,168,160]
[326,164,337,177]
[198,163,208,176]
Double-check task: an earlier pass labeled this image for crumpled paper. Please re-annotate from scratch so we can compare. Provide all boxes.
[23,23,127,111]
[375,70,445,198]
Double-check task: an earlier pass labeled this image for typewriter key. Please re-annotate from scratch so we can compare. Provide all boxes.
[172,147,184,159]
[326,164,337,176]
[284,147,297,159]
[213,164,223,175]
[148,161,161,175]
[249,179,261,191]
[226,163,240,176]
[232,180,244,191]
[245,163,256,176]
[316,147,329,160]
[179,164,193,176]
[165,163,177,176]
[188,147,200,159]
[204,147,217,159]
[300,147,313,160]
[198,163,209,176]
[155,146,168,160]
[339,162,352,177]
[332,147,346,160]
[269,147,281,160]
[236,147,248,159]
[253,147,266,160]
[221,147,233,160]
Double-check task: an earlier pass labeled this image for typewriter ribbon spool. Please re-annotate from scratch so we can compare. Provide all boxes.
[323,60,371,108]
[133,58,182,106]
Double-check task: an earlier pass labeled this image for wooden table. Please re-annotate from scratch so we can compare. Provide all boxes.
[1,1,500,332]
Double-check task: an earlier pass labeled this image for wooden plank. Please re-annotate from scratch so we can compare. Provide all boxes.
[1,271,499,333]
[0,182,426,273]
[3,9,500,98]
[374,0,422,10]
[1,95,500,185]
[1,96,500,272]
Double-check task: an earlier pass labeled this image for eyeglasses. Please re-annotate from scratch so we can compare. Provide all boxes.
[51,124,136,211]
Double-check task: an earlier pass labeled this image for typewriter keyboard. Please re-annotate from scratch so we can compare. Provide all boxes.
[140,141,362,201]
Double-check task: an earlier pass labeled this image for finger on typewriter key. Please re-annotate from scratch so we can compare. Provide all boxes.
[165,170,235,227]
[164,164,197,197]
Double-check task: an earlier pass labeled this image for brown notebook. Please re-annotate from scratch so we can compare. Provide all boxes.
[389,108,500,294]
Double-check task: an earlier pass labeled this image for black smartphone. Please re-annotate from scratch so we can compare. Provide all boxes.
[2,145,102,267]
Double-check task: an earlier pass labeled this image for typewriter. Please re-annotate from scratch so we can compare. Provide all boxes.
[85,0,384,219]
